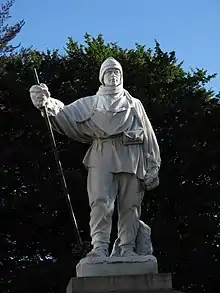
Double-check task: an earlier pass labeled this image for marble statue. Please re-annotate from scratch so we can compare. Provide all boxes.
[29,57,161,261]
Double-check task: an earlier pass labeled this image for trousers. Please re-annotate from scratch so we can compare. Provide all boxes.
[87,168,145,249]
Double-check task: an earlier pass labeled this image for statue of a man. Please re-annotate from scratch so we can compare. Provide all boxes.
[29,57,161,259]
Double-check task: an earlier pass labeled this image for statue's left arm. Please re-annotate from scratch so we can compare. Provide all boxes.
[135,99,161,190]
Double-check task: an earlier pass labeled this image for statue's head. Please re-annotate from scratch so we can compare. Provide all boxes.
[99,57,123,87]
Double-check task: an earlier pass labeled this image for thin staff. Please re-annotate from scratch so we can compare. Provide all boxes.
[33,68,83,249]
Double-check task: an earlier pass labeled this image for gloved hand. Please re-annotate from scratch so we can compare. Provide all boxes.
[29,83,51,109]
[144,175,159,191]
[144,166,159,191]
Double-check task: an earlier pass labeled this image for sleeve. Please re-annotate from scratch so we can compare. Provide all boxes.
[41,97,92,144]
[40,97,66,135]
[136,100,161,179]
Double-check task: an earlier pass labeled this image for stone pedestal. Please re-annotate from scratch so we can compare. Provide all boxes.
[76,255,158,277]
[68,255,183,293]
[67,273,182,293]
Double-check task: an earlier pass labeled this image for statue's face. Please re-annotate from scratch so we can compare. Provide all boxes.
[103,68,121,86]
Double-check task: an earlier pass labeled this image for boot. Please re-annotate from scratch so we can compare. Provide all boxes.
[120,244,139,257]
[86,242,109,258]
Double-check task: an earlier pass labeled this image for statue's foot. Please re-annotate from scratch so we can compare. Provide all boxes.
[121,250,139,257]
[86,247,109,258]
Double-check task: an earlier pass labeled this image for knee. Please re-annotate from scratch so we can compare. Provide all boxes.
[119,205,140,219]
[119,199,141,213]
[90,198,114,214]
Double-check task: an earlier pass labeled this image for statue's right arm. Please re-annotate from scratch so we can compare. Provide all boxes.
[41,97,91,144]
[30,84,92,143]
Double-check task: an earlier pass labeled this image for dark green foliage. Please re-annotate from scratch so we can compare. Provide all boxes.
[1,34,220,293]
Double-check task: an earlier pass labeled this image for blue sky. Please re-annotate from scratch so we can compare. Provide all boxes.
[7,0,220,93]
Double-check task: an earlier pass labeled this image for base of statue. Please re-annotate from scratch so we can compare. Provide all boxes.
[76,255,157,277]
[67,273,183,293]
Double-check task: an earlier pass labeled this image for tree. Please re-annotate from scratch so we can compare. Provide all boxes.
[1,34,220,293]
[0,0,25,55]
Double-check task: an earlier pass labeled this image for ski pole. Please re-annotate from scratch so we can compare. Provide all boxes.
[33,68,83,249]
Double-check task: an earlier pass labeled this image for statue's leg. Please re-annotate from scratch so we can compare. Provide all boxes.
[117,173,144,256]
[87,167,117,257]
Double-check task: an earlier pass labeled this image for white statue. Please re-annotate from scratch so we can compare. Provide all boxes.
[29,57,161,260]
